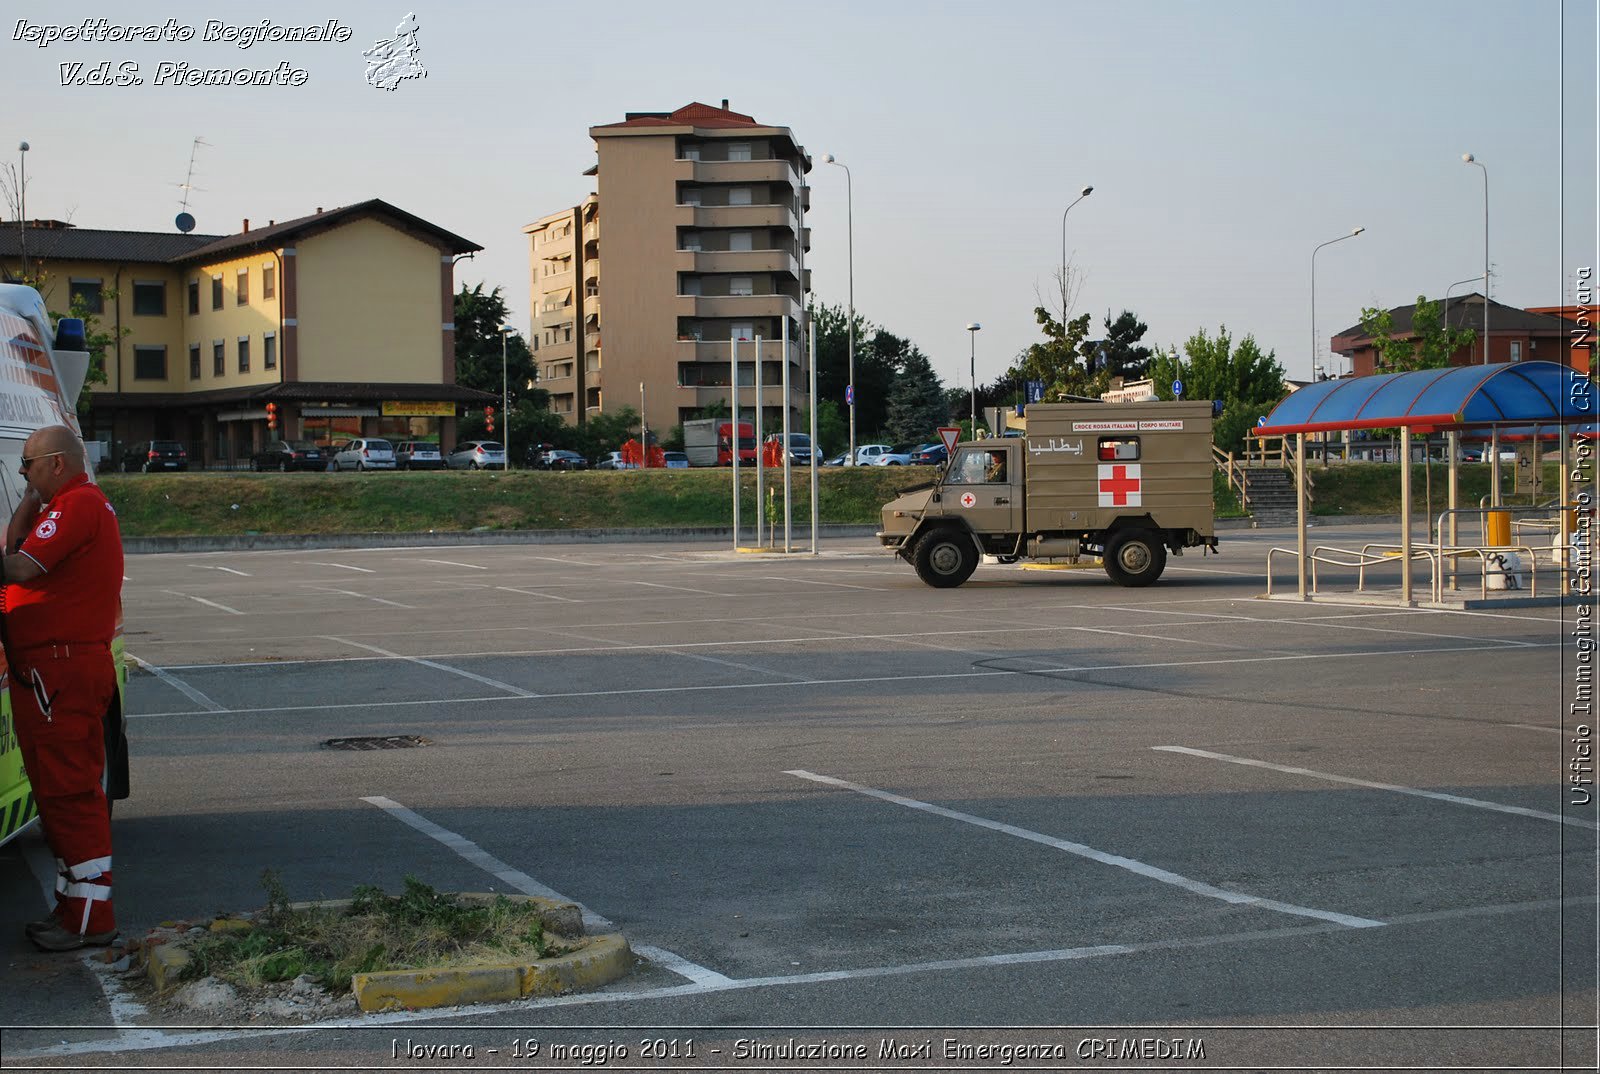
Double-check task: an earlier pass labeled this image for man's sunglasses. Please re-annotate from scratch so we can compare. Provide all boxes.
[19,451,66,472]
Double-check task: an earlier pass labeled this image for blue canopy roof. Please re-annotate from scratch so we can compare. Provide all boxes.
[1256,361,1594,436]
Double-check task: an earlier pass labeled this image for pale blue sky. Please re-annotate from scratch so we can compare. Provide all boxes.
[5,0,1595,389]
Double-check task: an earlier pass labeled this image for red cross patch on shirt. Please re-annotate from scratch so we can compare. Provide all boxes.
[1098,463,1142,507]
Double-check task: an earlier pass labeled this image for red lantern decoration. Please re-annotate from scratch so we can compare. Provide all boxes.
[265,402,278,430]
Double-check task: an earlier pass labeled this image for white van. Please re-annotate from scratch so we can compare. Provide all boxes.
[0,283,130,847]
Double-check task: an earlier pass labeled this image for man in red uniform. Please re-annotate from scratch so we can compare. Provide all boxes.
[1,425,124,951]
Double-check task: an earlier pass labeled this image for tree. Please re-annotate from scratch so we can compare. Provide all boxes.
[883,344,948,443]
[803,399,848,456]
[1010,305,1102,402]
[1359,295,1476,374]
[1149,326,1287,453]
[1096,309,1154,379]
[454,282,537,411]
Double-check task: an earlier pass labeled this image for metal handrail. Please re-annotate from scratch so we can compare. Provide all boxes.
[1266,544,1438,599]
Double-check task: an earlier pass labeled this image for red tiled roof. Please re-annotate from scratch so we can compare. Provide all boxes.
[596,101,761,130]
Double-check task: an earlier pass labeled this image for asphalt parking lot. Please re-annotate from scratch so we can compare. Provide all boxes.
[1,526,1594,1070]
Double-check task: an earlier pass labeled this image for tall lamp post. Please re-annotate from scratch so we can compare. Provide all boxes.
[1310,227,1363,381]
[16,141,28,279]
[823,153,855,464]
[1442,273,1482,356]
[967,323,982,439]
[1060,185,1093,311]
[1462,153,1489,363]
[499,325,514,469]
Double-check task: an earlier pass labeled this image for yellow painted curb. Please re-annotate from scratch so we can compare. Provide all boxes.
[1019,561,1102,571]
[353,933,633,1012]
[146,942,190,994]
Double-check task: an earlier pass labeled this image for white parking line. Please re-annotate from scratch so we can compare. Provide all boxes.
[1153,746,1600,830]
[324,637,538,698]
[496,585,580,602]
[413,559,488,570]
[631,580,730,596]
[311,586,414,610]
[127,654,225,712]
[307,561,376,573]
[786,770,1385,929]
[758,575,887,591]
[361,796,731,984]
[160,590,245,616]
[193,565,250,576]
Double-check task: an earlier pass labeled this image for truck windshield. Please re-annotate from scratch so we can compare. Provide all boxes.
[946,448,1006,484]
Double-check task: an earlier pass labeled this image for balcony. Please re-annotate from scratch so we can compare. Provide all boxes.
[583,257,599,281]
[675,158,800,188]
[674,249,798,276]
[677,294,802,321]
[678,204,795,230]
[539,304,576,327]
[678,384,807,410]
[678,338,802,366]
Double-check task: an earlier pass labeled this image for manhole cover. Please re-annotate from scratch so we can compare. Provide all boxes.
[323,735,433,751]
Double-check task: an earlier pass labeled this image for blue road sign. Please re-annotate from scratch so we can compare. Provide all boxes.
[846,384,855,406]
[1026,379,1045,403]
[1172,379,1184,398]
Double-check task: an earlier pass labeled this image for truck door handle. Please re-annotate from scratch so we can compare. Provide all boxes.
[994,497,1010,505]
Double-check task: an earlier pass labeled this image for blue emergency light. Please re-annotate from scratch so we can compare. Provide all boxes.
[53,318,86,352]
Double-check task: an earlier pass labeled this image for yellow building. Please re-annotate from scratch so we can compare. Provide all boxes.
[0,199,492,465]
[524,101,812,437]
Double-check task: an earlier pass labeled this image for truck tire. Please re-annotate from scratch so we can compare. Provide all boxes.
[1104,531,1167,587]
[912,529,978,588]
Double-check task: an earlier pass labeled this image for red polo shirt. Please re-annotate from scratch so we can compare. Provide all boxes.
[3,474,124,648]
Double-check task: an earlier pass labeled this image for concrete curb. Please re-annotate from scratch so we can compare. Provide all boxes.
[124,524,880,554]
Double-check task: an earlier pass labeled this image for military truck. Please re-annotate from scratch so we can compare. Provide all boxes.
[878,401,1218,588]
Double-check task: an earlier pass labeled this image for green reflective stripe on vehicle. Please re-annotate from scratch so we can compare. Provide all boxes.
[0,787,38,847]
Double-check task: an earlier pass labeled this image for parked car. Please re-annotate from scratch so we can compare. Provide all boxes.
[251,439,324,472]
[764,432,819,465]
[594,450,634,470]
[852,444,893,465]
[329,437,397,471]
[447,440,506,470]
[823,453,849,466]
[662,451,690,469]
[395,441,444,470]
[869,443,922,466]
[120,440,188,472]
[535,448,589,471]
[909,442,949,466]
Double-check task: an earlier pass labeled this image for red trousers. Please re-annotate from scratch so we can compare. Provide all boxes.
[11,645,116,935]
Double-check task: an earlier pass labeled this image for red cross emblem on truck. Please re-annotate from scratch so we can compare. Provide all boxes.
[1098,463,1142,507]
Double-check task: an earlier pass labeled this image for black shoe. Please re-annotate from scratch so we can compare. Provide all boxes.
[29,923,117,952]
[24,914,61,939]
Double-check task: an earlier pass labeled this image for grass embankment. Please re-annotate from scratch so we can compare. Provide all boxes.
[100,466,921,537]
[1307,462,1566,517]
[99,463,1565,537]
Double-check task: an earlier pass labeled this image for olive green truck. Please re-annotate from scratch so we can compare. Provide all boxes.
[877,401,1219,588]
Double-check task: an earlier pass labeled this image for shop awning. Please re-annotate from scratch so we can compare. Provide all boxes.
[1256,361,1593,436]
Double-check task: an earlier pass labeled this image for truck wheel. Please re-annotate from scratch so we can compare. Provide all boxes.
[1104,531,1167,587]
[912,530,978,588]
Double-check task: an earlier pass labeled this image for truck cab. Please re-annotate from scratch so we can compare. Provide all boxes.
[878,401,1218,588]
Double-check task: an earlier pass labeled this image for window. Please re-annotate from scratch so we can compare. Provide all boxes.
[236,268,249,305]
[133,345,167,380]
[1509,340,1523,362]
[729,276,754,296]
[948,448,1006,485]
[68,279,104,314]
[732,321,754,341]
[681,231,702,252]
[187,280,199,315]
[681,277,703,297]
[211,276,223,310]
[262,264,275,299]
[238,336,250,372]
[132,280,166,316]
[263,332,277,369]
[563,326,572,343]
[213,341,225,376]
[682,144,701,161]
[727,142,752,162]
[729,231,753,252]
[189,344,200,380]
[728,187,753,206]
[1098,437,1140,461]
[681,187,702,207]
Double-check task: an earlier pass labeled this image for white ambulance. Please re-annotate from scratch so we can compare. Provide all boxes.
[0,283,130,847]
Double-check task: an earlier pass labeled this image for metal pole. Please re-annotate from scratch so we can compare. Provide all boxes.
[17,142,27,280]
[1400,425,1413,604]
[809,325,819,555]
[639,381,646,469]
[1311,228,1363,382]
[782,316,792,552]
[501,328,510,470]
[754,333,765,547]
[1060,186,1092,325]
[730,335,740,549]
[1296,432,1308,600]
[1447,430,1459,592]
[843,165,855,466]
[1490,427,1502,506]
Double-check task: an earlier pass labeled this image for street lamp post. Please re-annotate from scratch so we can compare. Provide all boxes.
[1443,274,1482,359]
[1463,153,1489,363]
[967,323,981,439]
[17,141,28,279]
[1060,185,1092,313]
[823,153,855,464]
[499,325,514,469]
[1310,227,1363,381]
[639,380,647,469]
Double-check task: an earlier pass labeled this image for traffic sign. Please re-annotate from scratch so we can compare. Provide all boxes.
[1026,379,1045,403]
[938,426,961,454]
[1171,379,1184,398]
[846,384,855,406]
